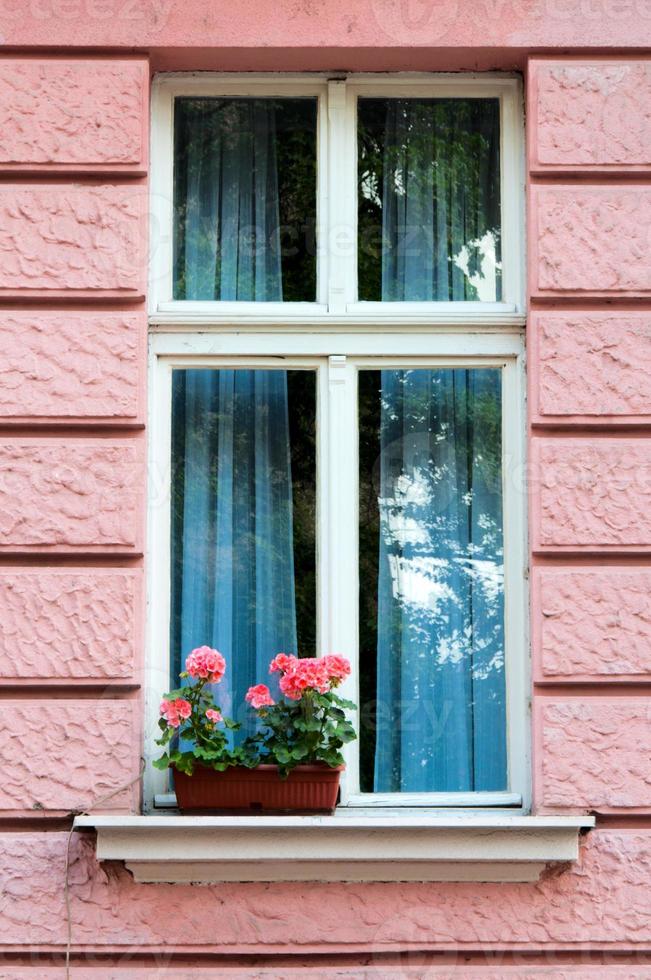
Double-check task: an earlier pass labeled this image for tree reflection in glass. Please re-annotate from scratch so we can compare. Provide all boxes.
[358,98,501,302]
[359,369,506,792]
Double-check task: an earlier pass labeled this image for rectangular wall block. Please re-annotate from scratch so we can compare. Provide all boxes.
[2,830,651,949]
[529,59,651,171]
[0,185,145,297]
[0,312,144,423]
[534,567,651,678]
[0,700,136,814]
[530,186,651,296]
[0,569,141,681]
[0,58,148,172]
[0,439,143,553]
[539,700,651,809]
[0,971,650,980]
[531,312,651,422]
[532,438,651,551]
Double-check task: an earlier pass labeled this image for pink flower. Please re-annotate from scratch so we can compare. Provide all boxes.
[185,646,226,684]
[205,708,222,724]
[269,653,299,675]
[277,658,331,699]
[245,684,275,709]
[160,699,180,728]
[278,672,304,700]
[300,658,331,694]
[176,698,191,720]
[160,697,192,728]
[322,654,351,683]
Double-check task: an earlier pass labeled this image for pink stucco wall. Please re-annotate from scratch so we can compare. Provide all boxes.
[0,4,650,976]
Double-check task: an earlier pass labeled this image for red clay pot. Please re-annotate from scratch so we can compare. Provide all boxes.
[173,763,344,815]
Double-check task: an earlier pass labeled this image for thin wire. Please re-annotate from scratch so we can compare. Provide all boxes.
[64,758,146,980]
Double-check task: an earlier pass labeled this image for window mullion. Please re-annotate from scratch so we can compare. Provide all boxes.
[322,355,359,801]
[326,81,356,314]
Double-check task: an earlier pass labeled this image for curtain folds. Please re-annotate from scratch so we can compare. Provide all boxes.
[171,102,295,735]
[172,369,297,738]
[374,370,506,793]
[380,99,501,302]
[179,99,283,301]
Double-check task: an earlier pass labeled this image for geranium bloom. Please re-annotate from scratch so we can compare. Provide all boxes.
[322,654,351,683]
[185,646,226,684]
[245,684,275,709]
[160,698,191,728]
[205,708,222,723]
[176,698,192,719]
[269,653,298,675]
[278,671,305,700]
[278,657,331,699]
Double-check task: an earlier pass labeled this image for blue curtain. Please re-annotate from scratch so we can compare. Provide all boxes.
[374,100,505,792]
[176,99,283,301]
[171,101,296,736]
[380,99,501,302]
[373,369,506,792]
[172,369,297,737]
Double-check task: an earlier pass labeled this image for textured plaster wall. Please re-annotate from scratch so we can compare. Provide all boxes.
[4,830,651,950]
[527,56,651,830]
[0,26,650,980]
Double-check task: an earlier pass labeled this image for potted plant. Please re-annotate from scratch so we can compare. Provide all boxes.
[153,646,357,814]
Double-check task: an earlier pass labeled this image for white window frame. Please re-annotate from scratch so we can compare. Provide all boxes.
[149,72,525,322]
[145,72,529,815]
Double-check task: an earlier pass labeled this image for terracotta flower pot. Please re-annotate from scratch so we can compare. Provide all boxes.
[173,763,344,815]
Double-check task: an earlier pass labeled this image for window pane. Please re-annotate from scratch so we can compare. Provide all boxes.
[358,99,501,302]
[358,369,506,792]
[170,369,316,738]
[174,98,317,301]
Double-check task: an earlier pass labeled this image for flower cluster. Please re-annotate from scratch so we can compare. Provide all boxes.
[154,646,356,778]
[185,645,226,683]
[268,653,351,700]
[159,697,191,729]
[243,652,356,776]
[245,684,275,709]
[154,646,238,776]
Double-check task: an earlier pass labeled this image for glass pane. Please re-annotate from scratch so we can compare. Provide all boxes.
[358,369,506,793]
[358,99,501,302]
[170,369,316,738]
[174,98,317,301]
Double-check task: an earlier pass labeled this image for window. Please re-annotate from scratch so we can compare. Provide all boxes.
[147,74,527,812]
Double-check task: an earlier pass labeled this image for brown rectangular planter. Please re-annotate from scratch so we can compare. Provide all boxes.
[173,763,344,815]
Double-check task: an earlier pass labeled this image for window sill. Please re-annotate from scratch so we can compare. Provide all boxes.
[73,813,594,884]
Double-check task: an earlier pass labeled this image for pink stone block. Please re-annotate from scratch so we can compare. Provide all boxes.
[0,700,137,814]
[538,700,651,809]
[0,568,141,681]
[531,312,651,423]
[0,185,146,297]
[534,567,651,679]
[529,59,651,171]
[530,186,651,296]
[0,438,143,553]
[0,972,650,980]
[0,58,148,172]
[0,312,144,423]
[3,829,651,949]
[532,438,651,551]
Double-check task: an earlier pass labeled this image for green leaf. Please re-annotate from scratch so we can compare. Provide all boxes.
[152,755,170,770]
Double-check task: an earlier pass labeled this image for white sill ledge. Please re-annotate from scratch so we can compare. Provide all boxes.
[74,813,595,884]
